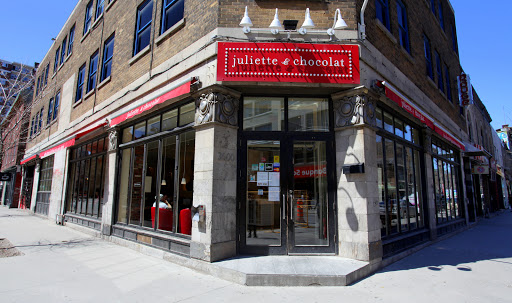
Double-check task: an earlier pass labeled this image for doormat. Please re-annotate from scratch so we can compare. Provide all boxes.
[0,238,24,258]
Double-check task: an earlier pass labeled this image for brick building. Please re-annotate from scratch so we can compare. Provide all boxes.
[22,0,477,279]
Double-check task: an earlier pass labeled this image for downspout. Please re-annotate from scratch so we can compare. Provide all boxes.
[359,0,369,40]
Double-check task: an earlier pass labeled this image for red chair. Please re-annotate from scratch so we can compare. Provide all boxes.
[151,207,173,231]
[179,208,192,235]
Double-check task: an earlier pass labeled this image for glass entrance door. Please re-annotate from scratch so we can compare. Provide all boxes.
[241,137,335,255]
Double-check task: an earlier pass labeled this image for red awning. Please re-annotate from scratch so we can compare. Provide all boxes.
[110,79,194,127]
[20,154,37,165]
[75,122,107,139]
[39,138,76,159]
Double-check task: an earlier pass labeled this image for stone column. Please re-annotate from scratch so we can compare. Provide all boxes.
[423,129,437,240]
[190,87,240,262]
[332,90,382,263]
[102,128,119,236]
[29,161,40,213]
[48,148,69,221]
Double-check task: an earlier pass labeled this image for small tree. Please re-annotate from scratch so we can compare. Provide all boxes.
[0,62,37,166]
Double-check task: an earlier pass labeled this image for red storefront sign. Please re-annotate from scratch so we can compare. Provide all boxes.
[20,154,37,165]
[39,138,76,159]
[294,165,327,179]
[217,42,360,84]
[382,83,465,151]
[110,81,192,126]
[385,86,435,129]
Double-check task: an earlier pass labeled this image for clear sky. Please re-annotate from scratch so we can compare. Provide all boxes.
[0,1,510,130]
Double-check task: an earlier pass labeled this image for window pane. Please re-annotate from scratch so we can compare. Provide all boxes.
[162,108,178,131]
[385,139,397,235]
[376,107,383,129]
[243,97,284,131]
[147,115,161,136]
[162,0,184,33]
[377,135,387,237]
[143,141,159,228]
[179,103,195,126]
[129,145,145,226]
[177,131,195,235]
[117,148,132,224]
[288,98,329,132]
[414,150,424,228]
[404,124,412,142]
[122,126,134,143]
[394,118,404,138]
[157,136,177,232]
[383,111,393,133]
[396,144,407,232]
[134,121,146,140]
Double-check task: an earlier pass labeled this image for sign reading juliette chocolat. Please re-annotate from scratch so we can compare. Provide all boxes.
[217,42,360,84]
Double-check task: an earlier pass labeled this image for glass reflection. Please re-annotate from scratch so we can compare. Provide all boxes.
[288,98,329,132]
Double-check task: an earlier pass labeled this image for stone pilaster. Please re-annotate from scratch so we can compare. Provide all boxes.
[332,90,381,263]
[423,128,437,240]
[29,161,40,213]
[102,127,119,236]
[190,87,240,262]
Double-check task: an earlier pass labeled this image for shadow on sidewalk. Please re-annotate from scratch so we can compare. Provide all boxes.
[376,212,512,274]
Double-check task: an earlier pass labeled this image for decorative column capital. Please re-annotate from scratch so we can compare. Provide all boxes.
[195,91,239,127]
[108,128,119,152]
[333,94,376,128]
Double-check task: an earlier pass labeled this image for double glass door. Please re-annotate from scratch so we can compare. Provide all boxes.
[241,135,335,254]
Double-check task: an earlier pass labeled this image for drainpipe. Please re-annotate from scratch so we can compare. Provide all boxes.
[359,0,369,40]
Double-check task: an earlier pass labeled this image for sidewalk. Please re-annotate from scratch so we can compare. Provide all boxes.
[1,206,511,302]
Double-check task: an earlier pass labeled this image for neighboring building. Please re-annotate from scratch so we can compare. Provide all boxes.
[21,0,483,278]
[0,59,36,117]
[497,124,512,208]
[0,90,33,208]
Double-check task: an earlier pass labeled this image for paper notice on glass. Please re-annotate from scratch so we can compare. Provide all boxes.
[268,172,280,186]
[268,187,280,201]
[257,172,269,186]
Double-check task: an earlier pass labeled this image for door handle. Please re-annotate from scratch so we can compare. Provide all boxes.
[282,194,286,220]
[289,190,294,221]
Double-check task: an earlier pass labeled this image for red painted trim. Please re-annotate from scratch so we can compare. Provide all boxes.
[39,138,76,159]
[110,81,191,126]
[75,122,107,139]
[20,155,37,165]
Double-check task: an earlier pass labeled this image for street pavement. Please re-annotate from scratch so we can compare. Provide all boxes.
[1,206,511,303]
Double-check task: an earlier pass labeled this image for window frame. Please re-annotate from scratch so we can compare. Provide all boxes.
[101,34,115,82]
[160,0,185,34]
[396,0,410,53]
[76,64,86,103]
[445,64,452,102]
[424,35,433,80]
[87,51,99,93]
[435,51,443,92]
[96,0,105,19]
[54,47,60,73]
[53,91,60,121]
[60,36,68,66]
[133,0,154,56]
[68,25,75,56]
[375,0,391,30]
[84,1,93,35]
[47,97,54,125]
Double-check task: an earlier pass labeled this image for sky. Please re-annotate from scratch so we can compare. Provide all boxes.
[0,1,510,130]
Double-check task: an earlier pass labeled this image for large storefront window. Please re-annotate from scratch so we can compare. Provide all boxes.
[66,137,107,218]
[116,102,195,236]
[375,108,425,238]
[432,139,463,223]
[35,156,54,215]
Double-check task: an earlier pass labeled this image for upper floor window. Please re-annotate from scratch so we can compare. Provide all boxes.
[96,0,105,19]
[30,117,35,137]
[87,51,99,93]
[101,35,115,81]
[84,1,93,35]
[437,0,444,30]
[44,64,49,86]
[445,65,452,102]
[396,0,409,53]
[60,36,67,65]
[451,24,458,53]
[38,108,44,131]
[430,0,436,15]
[35,77,40,96]
[75,64,86,102]
[47,97,54,125]
[54,47,60,73]
[68,25,75,56]
[375,0,390,30]
[161,0,184,34]
[134,0,153,55]
[435,51,443,92]
[424,36,433,80]
[53,92,60,120]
